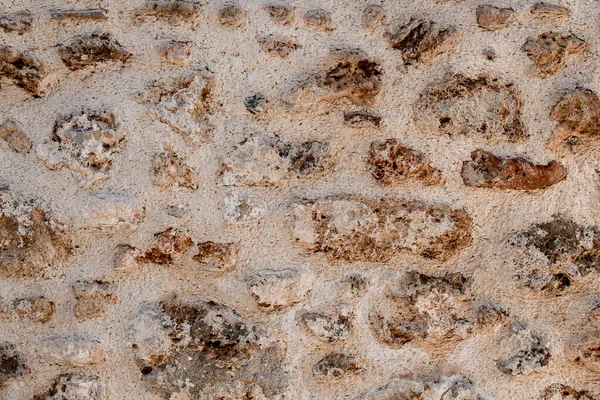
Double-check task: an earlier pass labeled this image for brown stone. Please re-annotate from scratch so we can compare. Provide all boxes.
[0,45,48,96]
[316,50,382,106]
[58,32,132,71]
[14,297,54,323]
[258,35,301,58]
[531,3,571,20]
[292,197,472,262]
[218,4,245,27]
[134,1,201,24]
[540,384,599,400]
[0,120,32,155]
[362,5,385,31]
[73,281,117,321]
[50,8,108,21]
[0,11,32,34]
[303,9,333,31]
[369,272,484,349]
[264,4,294,25]
[369,139,442,186]
[521,32,586,76]
[476,5,515,31]
[152,147,198,190]
[461,149,566,190]
[158,40,192,64]
[313,353,361,378]
[386,18,459,64]
[414,74,525,141]
[135,228,193,264]
[0,192,72,277]
[192,242,238,271]
[551,88,600,136]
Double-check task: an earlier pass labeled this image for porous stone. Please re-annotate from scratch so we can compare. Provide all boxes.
[220,132,331,186]
[531,3,571,20]
[258,34,302,58]
[136,72,215,144]
[264,4,294,25]
[369,272,486,349]
[218,3,245,27]
[81,192,144,230]
[0,45,50,96]
[58,33,132,71]
[247,268,313,311]
[386,18,459,64]
[511,216,600,295]
[14,297,54,323]
[134,1,201,24]
[152,147,198,190]
[292,197,472,262]
[158,40,192,64]
[362,5,385,31]
[368,139,442,185]
[521,33,587,76]
[34,374,102,400]
[193,241,238,271]
[414,74,525,140]
[223,193,266,223]
[0,344,27,384]
[36,110,125,186]
[461,149,567,190]
[303,9,333,31]
[130,299,288,398]
[0,192,71,277]
[313,353,361,379]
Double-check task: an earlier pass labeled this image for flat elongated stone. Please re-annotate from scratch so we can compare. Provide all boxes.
[292,197,472,262]
[461,149,566,190]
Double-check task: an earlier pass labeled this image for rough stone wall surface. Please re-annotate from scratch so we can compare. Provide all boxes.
[1,0,600,399]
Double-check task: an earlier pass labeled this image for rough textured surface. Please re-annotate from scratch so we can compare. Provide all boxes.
[2,0,600,398]
[461,149,567,190]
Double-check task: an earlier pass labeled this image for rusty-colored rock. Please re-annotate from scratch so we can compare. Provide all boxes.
[369,139,442,185]
[461,149,566,190]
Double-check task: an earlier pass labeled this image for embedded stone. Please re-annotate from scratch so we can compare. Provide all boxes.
[0,45,50,96]
[14,297,54,323]
[413,74,525,140]
[531,3,571,20]
[193,242,238,272]
[461,149,566,190]
[36,110,125,187]
[220,132,331,186]
[0,11,32,34]
[152,147,198,190]
[50,8,108,21]
[369,139,442,185]
[0,119,32,155]
[0,192,71,277]
[73,281,117,321]
[134,1,201,24]
[58,32,131,71]
[248,269,313,311]
[43,336,105,367]
[521,32,586,76]
[386,18,459,64]
[292,197,472,262]
[476,5,515,31]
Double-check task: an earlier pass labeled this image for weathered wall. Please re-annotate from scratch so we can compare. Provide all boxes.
[1,0,600,398]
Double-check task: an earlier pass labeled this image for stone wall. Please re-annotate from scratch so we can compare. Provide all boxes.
[0,0,599,398]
